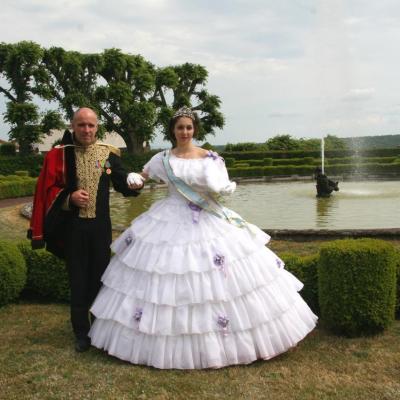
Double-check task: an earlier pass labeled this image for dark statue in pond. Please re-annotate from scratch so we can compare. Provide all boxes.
[314,167,339,197]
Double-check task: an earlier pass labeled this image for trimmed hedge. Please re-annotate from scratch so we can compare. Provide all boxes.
[221,148,400,160]
[224,157,235,167]
[396,251,400,319]
[0,175,37,199]
[272,157,316,166]
[227,162,400,178]
[280,252,319,314]
[325,162,400,175]
[318,239,397,337]
[0,143,17,156]
[19,242,70,302]
[121,152,157,172]
[0,240,27,306]
[326,156,398,165]
[0,155,44,176]
[228,165,316,178]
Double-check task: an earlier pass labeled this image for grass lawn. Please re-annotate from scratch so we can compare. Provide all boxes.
[1,303,399,400]
[1,204,400,399]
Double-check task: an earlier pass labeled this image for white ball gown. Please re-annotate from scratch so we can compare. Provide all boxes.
[89,151,317,369]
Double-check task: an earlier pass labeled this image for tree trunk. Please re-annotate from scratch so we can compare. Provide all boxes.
[125,131,145,155]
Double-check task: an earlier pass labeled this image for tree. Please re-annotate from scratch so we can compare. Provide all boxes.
[324,134,348,151]
[42,47,103,121]
[155,63,224,144]
[265,134,300,151]
[0,41,64,154]
[224,142,264,151]
[95,49,158,154]
[44,47,158,154]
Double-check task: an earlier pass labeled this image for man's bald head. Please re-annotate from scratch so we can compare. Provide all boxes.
[72,107,98,124]
[72,107,99,147]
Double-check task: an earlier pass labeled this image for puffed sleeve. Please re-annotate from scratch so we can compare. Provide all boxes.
[203,151,236,195]
[142,151,168,183]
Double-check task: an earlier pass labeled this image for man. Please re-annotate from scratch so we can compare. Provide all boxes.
[29,107,144,352]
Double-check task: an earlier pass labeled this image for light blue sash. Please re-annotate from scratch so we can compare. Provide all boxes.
[162,150,253,231]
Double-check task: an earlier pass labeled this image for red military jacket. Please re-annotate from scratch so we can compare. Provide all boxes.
[28,144,73,256]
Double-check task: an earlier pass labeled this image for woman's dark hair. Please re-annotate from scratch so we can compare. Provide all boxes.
[167,112,200,147]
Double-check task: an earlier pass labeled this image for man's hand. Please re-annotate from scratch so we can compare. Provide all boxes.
[127,172,145,190]
[70,189,89,208]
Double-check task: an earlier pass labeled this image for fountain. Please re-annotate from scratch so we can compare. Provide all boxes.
[314,137,339,197]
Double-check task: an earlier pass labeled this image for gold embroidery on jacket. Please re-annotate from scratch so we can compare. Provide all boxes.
[75,144,110,218]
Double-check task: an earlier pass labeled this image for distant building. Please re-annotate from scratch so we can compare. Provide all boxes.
[35,129,127,153]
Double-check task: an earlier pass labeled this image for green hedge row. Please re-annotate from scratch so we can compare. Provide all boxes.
[221,148,400,160]
[325,162,400,175]
[231,156,399,168]
[1,239,399,337]
[0,155,44,177]
[326,156,398,165]
[0,175,38,199]
[228,162,400,178]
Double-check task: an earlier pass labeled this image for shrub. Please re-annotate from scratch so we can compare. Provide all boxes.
[280,252,319,314]
[224,157,235,167]
[121,152,156,172]
[0,155,44,176]
[0,142,17,156]
[19,242,70,302]
[395,250,400,319]
[14,170,29,177]
[221,148,400,160]
[263,158,273,166]
[318,239,397,336]
[0,175,37,199]
[0,240,27,306]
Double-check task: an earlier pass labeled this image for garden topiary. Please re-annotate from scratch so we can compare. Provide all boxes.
[395,249,400,320]
[280,252,319,314]
[0,240,27,306]
[18,242,70,302]
[318,239,397,336]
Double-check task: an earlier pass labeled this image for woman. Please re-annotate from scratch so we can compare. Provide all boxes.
[89,106,317,369]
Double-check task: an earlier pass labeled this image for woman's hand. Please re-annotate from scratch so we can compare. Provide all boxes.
[127,172,146,189]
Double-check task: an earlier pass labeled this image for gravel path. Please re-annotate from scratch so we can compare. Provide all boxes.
[0,196,33,209]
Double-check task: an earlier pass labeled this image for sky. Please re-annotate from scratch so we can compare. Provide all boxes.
[1,0,400,147]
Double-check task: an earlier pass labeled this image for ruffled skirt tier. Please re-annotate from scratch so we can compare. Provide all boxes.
[89,196,317,369]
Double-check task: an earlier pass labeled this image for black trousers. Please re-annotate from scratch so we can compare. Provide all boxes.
[65,217,112,339]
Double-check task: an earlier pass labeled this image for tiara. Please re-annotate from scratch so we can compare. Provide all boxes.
[173,106,195,120]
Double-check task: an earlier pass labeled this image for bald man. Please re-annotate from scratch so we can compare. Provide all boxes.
[29,107,143,352]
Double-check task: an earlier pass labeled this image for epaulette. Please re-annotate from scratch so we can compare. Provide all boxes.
[97,142,121,157]
[54,144,76,149]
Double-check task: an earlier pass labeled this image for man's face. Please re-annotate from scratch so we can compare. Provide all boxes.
[72,110,98,146]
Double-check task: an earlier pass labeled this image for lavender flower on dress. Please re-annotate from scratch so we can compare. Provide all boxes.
[217,315,230,336]
[134,308,143,322]
[125,235,133,246]
[213,253,227,276]
[276,258,283,269]
[207,150,219,161]
[188,202,202,223]
[207,150,225,163]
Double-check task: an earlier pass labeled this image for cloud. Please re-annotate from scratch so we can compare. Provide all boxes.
[1,0,400,145]
[342,88,375,101]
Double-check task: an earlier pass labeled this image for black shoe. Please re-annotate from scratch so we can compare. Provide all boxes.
[75,337,91,353]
